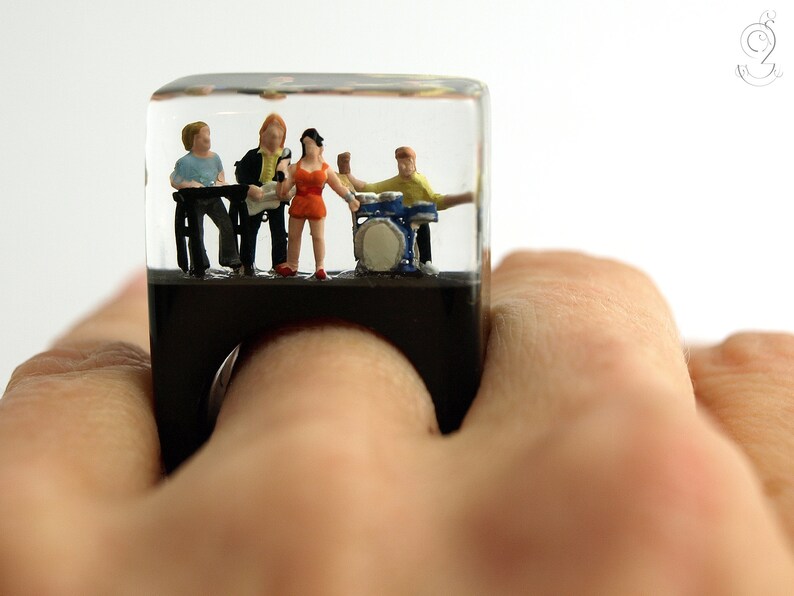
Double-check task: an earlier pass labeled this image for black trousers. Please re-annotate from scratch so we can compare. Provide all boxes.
[239,203,288,269]
[189,197,241,270]
[416,223,432,263]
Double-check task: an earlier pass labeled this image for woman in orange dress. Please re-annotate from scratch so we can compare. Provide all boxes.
[275,128,359,279]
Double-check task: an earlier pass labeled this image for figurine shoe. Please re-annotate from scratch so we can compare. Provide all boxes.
[420,261,440,276]
[275,264,297,277]
[314,269,328,281]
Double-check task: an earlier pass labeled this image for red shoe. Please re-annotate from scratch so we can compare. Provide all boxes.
[314,269,328,280]
[275,264,297,277]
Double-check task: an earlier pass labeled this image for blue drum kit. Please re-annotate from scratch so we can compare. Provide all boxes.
[353,191,438,275]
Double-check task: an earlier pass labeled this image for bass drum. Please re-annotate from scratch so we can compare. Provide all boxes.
[354,217,408,272]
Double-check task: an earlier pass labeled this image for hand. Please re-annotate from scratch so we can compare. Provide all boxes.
[2,252,793,593]
[348,197,360,213]
[247,185,265,202]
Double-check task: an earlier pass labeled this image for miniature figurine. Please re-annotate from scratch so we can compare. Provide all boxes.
[276,129,360,280]
[233,114,293,276]
[336,152,355,191]
[346,147,473,275]
[170,121,242,273]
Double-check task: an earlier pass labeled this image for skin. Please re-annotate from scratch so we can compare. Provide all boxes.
[396,155,416,178]
[1,251,793,593]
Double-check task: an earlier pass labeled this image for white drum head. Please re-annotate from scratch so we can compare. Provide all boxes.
[355,192,380,205]
[355,218,406,272]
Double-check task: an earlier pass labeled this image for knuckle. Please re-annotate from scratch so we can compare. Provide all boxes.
[716,332,794,376]
[607,408,728,518]
[490,263,680,375]
[221,325,435,436]
[471,406,737,589]
[584,408,756,590]
[498,250,661,293]
[5,342,150,395]
[494,251,672,330]
[604,411,739,571]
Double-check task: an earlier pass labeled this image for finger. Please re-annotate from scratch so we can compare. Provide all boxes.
[208,324,438,455]
[0,272,160,500]
[464,251,694,436]
[689,333,794,544]
[112,325,439,593]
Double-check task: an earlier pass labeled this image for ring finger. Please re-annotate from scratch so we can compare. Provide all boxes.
[463,251,695,438]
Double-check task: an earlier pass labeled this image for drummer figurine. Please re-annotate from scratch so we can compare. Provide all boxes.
[170,121,242,274]
[336,152,355,190]
[345,146,473,275]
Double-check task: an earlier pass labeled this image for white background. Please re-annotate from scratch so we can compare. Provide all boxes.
[1,0,792,387]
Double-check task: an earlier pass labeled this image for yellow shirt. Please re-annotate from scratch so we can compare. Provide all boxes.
[259,148,284,185]
[363,173,446,209]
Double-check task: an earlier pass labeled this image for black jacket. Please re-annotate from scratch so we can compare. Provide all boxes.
[234,147,292,186]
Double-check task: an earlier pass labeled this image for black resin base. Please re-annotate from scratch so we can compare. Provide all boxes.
[148,269,486,472]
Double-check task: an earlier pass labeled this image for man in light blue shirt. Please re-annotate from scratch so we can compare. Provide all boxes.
[170,121,241,272]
